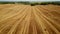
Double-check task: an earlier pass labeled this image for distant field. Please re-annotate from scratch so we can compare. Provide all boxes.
[0,4,60,34]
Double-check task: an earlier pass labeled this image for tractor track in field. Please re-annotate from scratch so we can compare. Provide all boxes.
[0,4,60,34]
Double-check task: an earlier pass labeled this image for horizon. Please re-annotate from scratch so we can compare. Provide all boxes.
[0,0,60,2]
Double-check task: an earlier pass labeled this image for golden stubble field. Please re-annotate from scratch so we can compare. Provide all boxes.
[0,4,60,34]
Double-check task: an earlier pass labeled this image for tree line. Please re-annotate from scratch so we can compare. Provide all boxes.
[0,1,60,5]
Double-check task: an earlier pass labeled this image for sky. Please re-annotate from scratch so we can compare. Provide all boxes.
[0,0,60,2]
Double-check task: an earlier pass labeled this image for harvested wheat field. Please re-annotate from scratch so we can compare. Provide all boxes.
[0,4,60,34]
